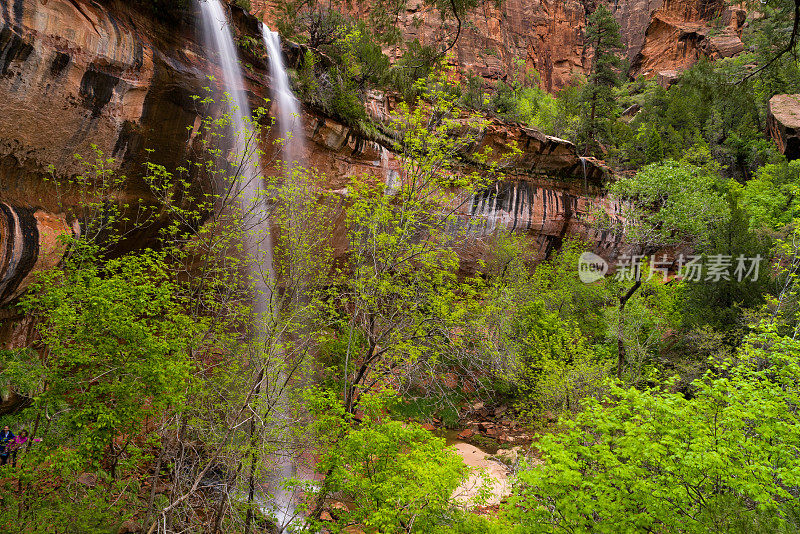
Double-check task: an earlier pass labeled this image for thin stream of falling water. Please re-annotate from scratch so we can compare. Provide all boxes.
[261,24,307,532]
[198,1,297,531]
[198,0,272,313]
[580,156,588,194]
[262,25,305,172]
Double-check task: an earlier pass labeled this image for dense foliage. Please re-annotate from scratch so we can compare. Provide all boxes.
[2,0,800,532]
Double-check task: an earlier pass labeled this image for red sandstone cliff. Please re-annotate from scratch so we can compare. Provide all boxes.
[256,0,744,90]
[0,0,616,318]
[1,0,744,326]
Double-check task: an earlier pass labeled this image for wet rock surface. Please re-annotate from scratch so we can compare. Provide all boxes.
[0,0,623,354]
[457,403,533,451]
[451,441,513,507]
[0,203,74,306]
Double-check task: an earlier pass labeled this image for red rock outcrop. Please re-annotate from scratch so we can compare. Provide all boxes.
[614,0,666,63]
[300,96,622,267]
[631,0,745,77]
[768,94,800,161]
[0,204,74,305]
[257,0,745,91]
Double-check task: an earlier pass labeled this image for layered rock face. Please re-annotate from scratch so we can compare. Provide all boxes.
[630,0,745,78]
[768,94,800,161]
[302,94,620,267]
[0,0,213,196]
[0,0,218,311]
[0,0,617,330]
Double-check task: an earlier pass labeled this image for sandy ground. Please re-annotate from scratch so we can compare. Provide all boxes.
[451,442,513,507]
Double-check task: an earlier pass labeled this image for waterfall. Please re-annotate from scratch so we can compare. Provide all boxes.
[579,156,588,194]
[381,146,400,195]
[198,2,297,531]
[198,0,272,315]
[259,26,308,533]
[261,26,305,171]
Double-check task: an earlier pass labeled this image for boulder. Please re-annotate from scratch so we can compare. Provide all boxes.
[706,34,744,58]
[76,472,98,487]
[657,70,680,88]
[457,428,476,440]
[722,7,747,30]
[768,94,800,161]
[117,520,141,534]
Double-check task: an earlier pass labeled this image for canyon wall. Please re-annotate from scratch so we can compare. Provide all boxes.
[256,0,743,91]
[0,0,628,415]
[0,0,213,312]
[0,0,616,309]
[0,0,743,316]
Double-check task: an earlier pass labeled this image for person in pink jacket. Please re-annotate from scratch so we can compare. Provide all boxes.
[7,429,29,467]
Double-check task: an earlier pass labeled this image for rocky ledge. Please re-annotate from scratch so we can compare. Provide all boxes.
[768,94,800,161]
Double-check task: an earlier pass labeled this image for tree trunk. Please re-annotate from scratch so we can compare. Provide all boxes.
[588,90,597,156]
[18,409,42,517]
[244,368,265,534]
[165,417,187,532]
[143,445,165,531]
[617,280,642,379]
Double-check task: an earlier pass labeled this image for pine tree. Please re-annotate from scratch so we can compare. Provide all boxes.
[582,4,623,155]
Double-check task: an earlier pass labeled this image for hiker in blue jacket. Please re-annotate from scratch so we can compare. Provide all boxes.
[0,426,14,466]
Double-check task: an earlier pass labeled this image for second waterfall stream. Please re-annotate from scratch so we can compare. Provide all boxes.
[262,25,306,172]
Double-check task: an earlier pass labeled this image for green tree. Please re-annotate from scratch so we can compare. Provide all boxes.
[509,319,800,533]
[739,159,800,231]
[581,4,623,155]
[739,0,800,85]
[484,237,613,416]
[598,160,730,378]
[0,242,201,532]
[303,72,512,522]
[506,302,612,418]
[14,243,198,475]
[302,389,470,533]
